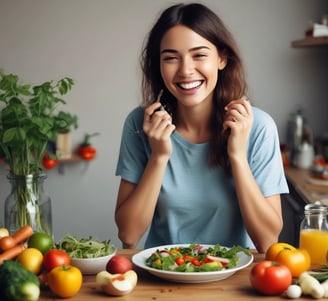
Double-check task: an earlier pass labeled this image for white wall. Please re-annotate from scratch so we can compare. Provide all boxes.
[0,0,327,248]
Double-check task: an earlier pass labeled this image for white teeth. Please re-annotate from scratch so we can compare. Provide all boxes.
[179,81,202,90]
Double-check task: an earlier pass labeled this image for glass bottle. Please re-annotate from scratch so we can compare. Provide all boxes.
[299,204,328,264]
[4,172,53,236]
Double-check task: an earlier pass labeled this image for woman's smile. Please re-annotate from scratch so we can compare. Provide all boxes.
[176,80,203,90]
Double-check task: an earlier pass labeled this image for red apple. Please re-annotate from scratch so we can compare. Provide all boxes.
[106,255,133,274]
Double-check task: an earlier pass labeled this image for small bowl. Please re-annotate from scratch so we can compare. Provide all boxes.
[71,249,117,275]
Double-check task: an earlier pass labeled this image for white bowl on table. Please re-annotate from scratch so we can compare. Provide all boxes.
[71,249,117,275]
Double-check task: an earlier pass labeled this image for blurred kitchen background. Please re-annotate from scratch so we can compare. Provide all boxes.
[0,0,327,248]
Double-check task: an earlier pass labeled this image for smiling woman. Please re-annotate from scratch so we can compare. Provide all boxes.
[114,2,288,253]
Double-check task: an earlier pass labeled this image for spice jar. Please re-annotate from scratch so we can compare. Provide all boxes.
[299,204,328,264]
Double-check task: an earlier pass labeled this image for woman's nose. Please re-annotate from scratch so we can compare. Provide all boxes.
[178,56,194,76]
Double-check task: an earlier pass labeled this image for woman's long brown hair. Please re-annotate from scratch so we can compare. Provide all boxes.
[140,3,247,175]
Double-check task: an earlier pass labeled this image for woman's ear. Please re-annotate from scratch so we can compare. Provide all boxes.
[218,50,228,70]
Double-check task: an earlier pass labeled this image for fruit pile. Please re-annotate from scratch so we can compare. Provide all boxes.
[0,226,82,299]
[0,226,138,300]
[249,242,328,299]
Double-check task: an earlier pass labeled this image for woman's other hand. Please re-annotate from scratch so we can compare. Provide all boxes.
[223,98,253,160]
[143,102,176,158]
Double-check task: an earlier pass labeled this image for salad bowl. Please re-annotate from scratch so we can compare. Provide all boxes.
[132,244,253,283]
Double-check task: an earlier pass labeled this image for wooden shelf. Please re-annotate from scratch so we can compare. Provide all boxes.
[57,154,87,174]
[1,154,86,174]
[292,36,328,48]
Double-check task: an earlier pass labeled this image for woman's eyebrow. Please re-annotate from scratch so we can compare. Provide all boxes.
[160,46,210,54]
[160,49,177,54]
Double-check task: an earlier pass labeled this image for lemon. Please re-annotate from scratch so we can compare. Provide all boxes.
[17,247,44,274]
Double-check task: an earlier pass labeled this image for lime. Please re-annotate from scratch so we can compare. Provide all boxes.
[28,232,54,254]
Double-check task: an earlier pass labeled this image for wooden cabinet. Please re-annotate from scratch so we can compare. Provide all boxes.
[292,36,328,48]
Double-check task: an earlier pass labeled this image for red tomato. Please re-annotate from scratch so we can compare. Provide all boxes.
[249,261,292,295]
[78,146,96,160]
[42,154,58,170]
[43,249,71,272]
[183,255,195,262]
[191,258,201,266]
[175,257,185,266]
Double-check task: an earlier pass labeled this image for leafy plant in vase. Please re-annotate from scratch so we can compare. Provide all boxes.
[0,69,75,235]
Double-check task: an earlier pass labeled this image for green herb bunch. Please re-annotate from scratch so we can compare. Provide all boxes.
[0,70,76,233]
[0,69,75,175]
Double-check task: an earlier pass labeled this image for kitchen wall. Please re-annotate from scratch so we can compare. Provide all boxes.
[0,0,327,248]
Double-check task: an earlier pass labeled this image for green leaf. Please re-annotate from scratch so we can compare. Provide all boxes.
[2,127,26,145]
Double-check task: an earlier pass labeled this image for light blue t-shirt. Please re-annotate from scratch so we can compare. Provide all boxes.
[115,106,289,249]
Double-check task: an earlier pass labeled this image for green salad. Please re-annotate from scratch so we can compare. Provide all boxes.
[56,234,116,259]
[145,244,250,272]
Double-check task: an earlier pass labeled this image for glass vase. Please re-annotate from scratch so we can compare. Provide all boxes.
[4,172,53,235]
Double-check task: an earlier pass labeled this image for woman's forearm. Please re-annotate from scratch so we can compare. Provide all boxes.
[231,157,283,253]
[115,154,169,248]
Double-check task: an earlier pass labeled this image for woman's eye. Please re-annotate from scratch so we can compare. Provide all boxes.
[194,53,207,59]
[162,56,178,61]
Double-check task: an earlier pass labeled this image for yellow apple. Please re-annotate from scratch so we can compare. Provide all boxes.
[96,270,138,296]
[0,227,9,239]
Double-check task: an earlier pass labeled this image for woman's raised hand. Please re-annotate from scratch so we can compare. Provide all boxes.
[223,98,253,159]
[143,102,176,158]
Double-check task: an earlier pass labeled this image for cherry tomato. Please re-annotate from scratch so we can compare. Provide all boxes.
[175,257,185,266]
[250,261,292,295]
[266,242,311,277]
[47,265,82,298]
[43,249,71,272]
[191,258,201,266]
[42,154,58,170]
[78,146,96,160]
[183,255,195,262]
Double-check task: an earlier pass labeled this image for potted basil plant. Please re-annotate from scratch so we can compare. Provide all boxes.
[54,111,78,159]
[0,69,75,234]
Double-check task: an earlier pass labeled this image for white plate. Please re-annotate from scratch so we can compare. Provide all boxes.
[132,244,253,283]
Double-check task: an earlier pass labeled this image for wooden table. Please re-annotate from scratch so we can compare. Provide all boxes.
[39,249,291,301]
